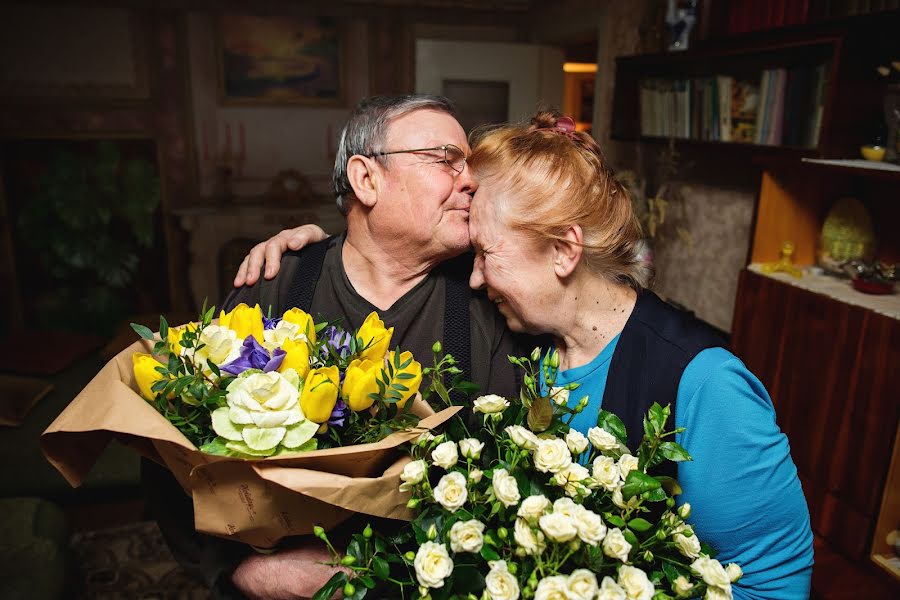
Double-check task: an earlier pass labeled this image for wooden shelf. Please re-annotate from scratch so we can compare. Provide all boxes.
[871,424,900,583]
[610,134,818,157]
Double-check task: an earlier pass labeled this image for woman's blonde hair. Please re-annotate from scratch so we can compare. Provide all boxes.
[469,110,649,289]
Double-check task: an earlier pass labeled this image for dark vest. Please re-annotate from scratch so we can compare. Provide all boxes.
[283,236,473,403]
[602,291,726,476]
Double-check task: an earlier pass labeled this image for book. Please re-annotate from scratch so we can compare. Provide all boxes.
[716,76,733,141]
[731,79,760,143]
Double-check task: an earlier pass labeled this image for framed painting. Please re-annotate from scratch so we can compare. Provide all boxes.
[217,14,344,106]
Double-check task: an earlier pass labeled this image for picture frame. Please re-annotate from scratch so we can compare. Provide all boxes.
[216,14,345,106]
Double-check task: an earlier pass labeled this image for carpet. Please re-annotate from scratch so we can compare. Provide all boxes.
[70,521,209,599]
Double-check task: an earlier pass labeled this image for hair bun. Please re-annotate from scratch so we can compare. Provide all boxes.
[529,109,562,130]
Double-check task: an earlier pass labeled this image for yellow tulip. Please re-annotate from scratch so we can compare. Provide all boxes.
[388,350,423,409]
[219,303,264,342]
[282,308,316,344]
[167,322,198,354]
[357,312,394,362]
[132,353,166,401]
[341,358,382,412]
[279,337,311,379]
[300,366,340,423]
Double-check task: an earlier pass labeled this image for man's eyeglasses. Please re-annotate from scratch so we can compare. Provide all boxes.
[366,144,467,174]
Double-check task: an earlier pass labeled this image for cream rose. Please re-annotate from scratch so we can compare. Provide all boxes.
[458,438,485,460]
[588,426,619,451]
[262,319,307,350]
[551,497,578,518]
[433,472,468,512]
[538,512,577,543]
[617,454,640,480]
[413,542,453,589]
[725,563,743,583]
[554,462,592,498]
[517,495,551,523]
[474,394,510,414]
[691,557,732,589]
[705,586,734,600]
[505,425,539,450]
[592,455,622,490]
[432,441,459,470]
[567,569,598,600]
[399,459,427,492]
[193,325,243,372]
[565,429,589,455]
[596,576,627,600]
[618,565,654,600]
[535,576,569,600]
[572,506,607,546]
[549,386,570,406]
[449,519,485,553]
[492,468,521,507]
[485,560,520,600]
[602,527,632,562]
[533,438,572,474]
[673,575,693,597]
[469,468,483,484]
[673,532,701,559]
[513,517,545,556]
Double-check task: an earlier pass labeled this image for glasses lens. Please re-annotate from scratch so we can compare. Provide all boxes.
[445,145,466,173]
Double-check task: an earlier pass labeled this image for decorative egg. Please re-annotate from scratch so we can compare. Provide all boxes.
[818,197,876,273]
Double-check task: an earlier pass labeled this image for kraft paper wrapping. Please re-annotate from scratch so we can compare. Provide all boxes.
[41,338,461,548]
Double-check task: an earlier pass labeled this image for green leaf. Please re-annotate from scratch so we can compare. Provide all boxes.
[358,576,376,589]
[480,545,500,561]
[131,323,155,340]
[656,475,683,496]
[433,380,451,406]
[372,556,389,579]
[527,395,553,433]
[597,409,627,445]
[622,527,639,547]
[199,437,231,456]
[621,470,661,501]
[605,514,626,528]
[627,518,653,532]
[159,316,169,342]
[312,572,348,600]
[658,441,692,462]
[642,487,668,502]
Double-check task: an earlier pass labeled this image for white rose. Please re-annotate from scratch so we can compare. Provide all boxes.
[505,425,538,450]
[705,586,733,600]
[399,459,427,492]
[485,560,520,600]
[617,454,639,480]
[618,565,654,600]
[517,495,551,523]
[449,519,485,553]
[535,576,569,600]
[432,441,459,469]
[433,472,468,512]
[587,426,619,450]
[691,557,732,588]
[538,512,577,543]
[469,468,484,484]
[413,541,453,588]
[725,563,743,583]
[262,319,306,350]
[458,438,485,460]
[567,569,598,600]
[533,438,572,474]
[565,429,589,455]
[602,528,632,562]
[492,468,521,507]
[596,576,627,600]
[474,394,510,414]
[592,455,622,490]
[551,497,578,518]
[572,506,607,546]
[554,463,592,498]
[416,431,435,446]
[549,386,570,406]
[193,325,242,371]
[513,517,545,555]
[673,575,693,597]
[673,532,701,559]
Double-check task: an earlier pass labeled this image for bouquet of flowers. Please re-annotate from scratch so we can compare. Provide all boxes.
[313,349,742,600]
[42,304,461,548]
[131,303,432,458]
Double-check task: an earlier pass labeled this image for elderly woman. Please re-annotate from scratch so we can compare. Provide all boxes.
[235,111,814,599]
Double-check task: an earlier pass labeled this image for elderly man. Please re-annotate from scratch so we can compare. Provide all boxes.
[145,95,526,600]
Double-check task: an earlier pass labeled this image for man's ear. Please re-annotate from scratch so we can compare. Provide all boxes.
[347,155,379,208]
[553,225,584,278]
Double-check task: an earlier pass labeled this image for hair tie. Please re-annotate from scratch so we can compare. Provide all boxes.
[543,115,579,140]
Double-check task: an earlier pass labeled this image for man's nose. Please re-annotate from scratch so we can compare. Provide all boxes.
[457,162,477,195]
[469,259,485,290]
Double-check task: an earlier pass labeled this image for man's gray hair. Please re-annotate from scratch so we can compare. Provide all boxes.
[333,95,457,214]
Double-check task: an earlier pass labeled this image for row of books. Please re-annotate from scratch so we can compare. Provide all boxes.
[728,0,810,34]
[638,63,829,147]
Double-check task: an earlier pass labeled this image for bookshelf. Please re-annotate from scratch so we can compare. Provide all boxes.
[611,14,898,157]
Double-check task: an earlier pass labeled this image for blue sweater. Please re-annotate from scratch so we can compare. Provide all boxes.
[555,336,814,600]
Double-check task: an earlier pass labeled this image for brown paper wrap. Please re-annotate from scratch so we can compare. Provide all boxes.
[41,339,460,547]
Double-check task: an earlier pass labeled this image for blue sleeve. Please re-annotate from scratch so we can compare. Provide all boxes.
[675,348,814,600]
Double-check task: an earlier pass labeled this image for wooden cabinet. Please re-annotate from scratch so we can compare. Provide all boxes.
[731,158,900,596]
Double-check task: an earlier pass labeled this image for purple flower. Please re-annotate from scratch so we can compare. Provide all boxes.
[221,336,286,375]
[321,326,353,360]
[327,398,349,428]
[263,315,282,330]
